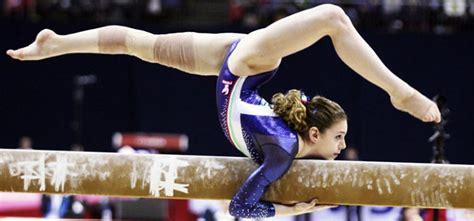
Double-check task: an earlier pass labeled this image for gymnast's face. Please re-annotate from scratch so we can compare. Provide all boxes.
[308,119,348,160]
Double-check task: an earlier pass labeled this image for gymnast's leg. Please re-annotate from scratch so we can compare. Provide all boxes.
[6,26,245,76]
[230,4,440,123]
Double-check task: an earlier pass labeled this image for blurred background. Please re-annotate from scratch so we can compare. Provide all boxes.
[1,0,473,220]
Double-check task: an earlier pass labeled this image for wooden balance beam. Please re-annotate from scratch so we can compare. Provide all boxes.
[0,149,472,208]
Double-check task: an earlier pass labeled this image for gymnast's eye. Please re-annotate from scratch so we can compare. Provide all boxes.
[335,135,343,140]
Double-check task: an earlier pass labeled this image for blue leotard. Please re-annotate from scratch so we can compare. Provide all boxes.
[216,40,299,218]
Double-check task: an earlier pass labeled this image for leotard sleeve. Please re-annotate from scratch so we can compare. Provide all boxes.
[229,144,294,218]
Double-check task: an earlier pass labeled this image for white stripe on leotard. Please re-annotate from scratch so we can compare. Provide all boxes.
[238,100,277,117]
[227,77,277,158]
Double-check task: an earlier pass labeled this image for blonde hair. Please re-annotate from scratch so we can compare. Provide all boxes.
[271,89,347,134]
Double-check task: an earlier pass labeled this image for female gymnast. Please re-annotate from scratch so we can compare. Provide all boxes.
[7,4,441,218]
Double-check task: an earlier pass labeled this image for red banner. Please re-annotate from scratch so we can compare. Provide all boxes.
[113,133,188,152]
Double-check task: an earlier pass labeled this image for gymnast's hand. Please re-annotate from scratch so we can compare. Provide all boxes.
[274,199,337,216]
[294,199,337,213]
[6,29,59,61]
[390,89,441,123]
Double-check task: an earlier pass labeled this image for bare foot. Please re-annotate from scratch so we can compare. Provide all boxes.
[390,90,441,123]
[6,29,59,61]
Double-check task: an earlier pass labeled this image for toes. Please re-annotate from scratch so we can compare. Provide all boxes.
[8,50,23,60]
[434,113,441,123]
[6,49,15,58]
[429,105,442,123]
[425,111,441,123]
[423,111,434,122]
[423,115,431,122]
[427,115,433,122]
[7,49,20,58]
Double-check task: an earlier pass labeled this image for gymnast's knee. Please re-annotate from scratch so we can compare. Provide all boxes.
[314,4,352,34]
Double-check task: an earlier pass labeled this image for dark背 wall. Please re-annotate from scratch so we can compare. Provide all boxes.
[1,21,473,164]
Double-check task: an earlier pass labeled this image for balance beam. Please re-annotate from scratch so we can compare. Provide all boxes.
[0,149,473,208]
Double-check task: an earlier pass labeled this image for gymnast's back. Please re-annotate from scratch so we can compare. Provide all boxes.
[215,40,299,218]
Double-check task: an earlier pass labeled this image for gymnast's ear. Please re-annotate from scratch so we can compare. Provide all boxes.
[307,126,320,143]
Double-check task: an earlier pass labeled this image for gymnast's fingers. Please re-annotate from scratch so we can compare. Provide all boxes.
[314,204,338,210]
[295,199,318,211]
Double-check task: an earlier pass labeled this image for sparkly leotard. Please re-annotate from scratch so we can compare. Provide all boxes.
[216,40,299,218]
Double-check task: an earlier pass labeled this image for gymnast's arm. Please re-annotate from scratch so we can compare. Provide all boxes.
[6,26,245,76]
[229,144,326,218]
